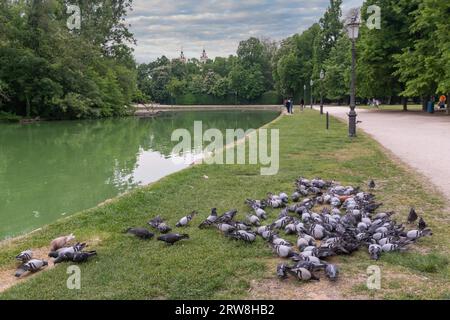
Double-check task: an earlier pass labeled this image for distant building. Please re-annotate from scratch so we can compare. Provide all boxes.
[179,49,187,63]
[200,49,209,63]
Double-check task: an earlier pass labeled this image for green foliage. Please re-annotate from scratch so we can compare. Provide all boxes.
[394,0,450,97]
[323,36,351,101]
[0,111,21,122]
[273,24,321,100]
[0,0,137,119]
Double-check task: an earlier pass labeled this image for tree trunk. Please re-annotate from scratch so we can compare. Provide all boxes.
[26,95,31,118]
[402,97,408,112]
[421,96,427,112]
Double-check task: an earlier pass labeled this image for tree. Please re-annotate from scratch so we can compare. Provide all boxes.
[149,66,171,103]
[358,0,420,107]
[229,64,265,101]
[323,35,351,103]
[394,0,450,106]
[0,0,138,119]
[167,78,186,100]
[273,24,321,100]
[315,0,344,74]
[237,37,265,68]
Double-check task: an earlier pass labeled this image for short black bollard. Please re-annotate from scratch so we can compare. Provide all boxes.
[326,112,329,130]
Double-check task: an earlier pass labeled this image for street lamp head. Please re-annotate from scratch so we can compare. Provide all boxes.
[320,69,325,80]
[310,79,314,86]
[345,8,361,40]
[304,85,306,90]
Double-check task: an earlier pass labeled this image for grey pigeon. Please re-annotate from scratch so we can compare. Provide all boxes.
[15,259,48,277]
[277,264,289,279]
[148,215,164,228]
[369,244,382,260]
[287,267,319,282]
[125,228,154,240]
[71,251,97,263]
[157,233,189,245]
[198,208,218,229]
[16,250,33,263]
[325,264,339,281]
[176,211,197,227]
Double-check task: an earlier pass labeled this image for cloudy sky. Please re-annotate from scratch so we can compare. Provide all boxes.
[127,0,364,63]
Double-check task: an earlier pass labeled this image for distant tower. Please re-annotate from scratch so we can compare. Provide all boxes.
[200,49,208,63]
[179,48,187,63]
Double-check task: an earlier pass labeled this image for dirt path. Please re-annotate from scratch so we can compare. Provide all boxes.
[317,106,450,201]
[0,247,56,293]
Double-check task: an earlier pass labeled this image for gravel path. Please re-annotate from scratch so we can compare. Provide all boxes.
[317,106,450,200]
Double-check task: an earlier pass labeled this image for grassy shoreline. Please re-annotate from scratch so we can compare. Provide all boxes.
[1,110,449,300]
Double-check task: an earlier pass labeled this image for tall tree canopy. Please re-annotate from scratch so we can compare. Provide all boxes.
[0,0,138,119]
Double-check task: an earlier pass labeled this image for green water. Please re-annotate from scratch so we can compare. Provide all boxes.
[0,110,278,240]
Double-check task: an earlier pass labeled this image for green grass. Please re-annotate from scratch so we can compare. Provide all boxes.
[383,252,449,274]
[0,109,449,300]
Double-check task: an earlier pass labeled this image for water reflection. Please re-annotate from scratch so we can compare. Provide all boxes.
[0,110,278,239]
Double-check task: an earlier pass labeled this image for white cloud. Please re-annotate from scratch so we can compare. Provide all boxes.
[127,0,364,63]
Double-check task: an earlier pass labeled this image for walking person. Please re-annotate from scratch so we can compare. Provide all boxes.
[289,97,294,114]
[284,98,290,114]
[300,98,305,112]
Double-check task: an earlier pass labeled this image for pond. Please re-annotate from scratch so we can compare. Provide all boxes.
[0,110,279,240]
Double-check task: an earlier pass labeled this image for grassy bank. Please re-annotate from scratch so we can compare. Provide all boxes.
[0,110,449,300]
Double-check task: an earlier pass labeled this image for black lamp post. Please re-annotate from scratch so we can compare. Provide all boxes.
[310,79,314,109]
[320,69,325,115]
[346,10,361,137]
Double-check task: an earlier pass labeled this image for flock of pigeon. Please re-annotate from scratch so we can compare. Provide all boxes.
[14,234,97,278]
[123,177,432,283]
[13,177,432,284]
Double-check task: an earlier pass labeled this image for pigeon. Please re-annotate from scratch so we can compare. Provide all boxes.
[325,264,339,281]
[125,228,154,240]
[287,267,319,282]
[217,223,235,233]
[51,243,88,264]
[176,211,197,227]
[418,217,427,231]
[408,208,418,224]
[157,223,172,234]
[272,244,294,258]
[50,234,75,252]
[247,215,261,226]
[369,244,382,260]
[157,233,189,245]
[148,215,164,228]
[277,264,289,279]
[254,207,267,220]
[15,259,48,277]
[407,229,432,241]
[148,216,172,233]
[226,230,257,243]
[198,208,218,228]
[369,180,376,189]
[71,251,97,263]
[16,250,33,263]
[279,193,289,203]
[216,209,238,223]
[270,235,292,246]
[291,192,301,202]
